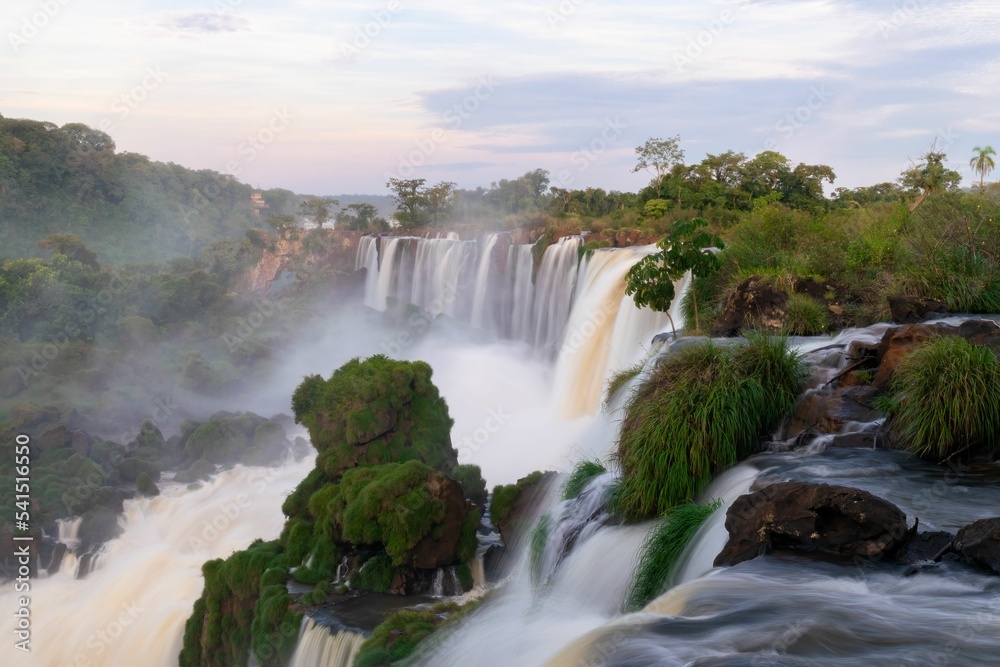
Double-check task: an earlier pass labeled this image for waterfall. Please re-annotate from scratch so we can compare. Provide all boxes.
[289,618,364,667]
[530,236,583,355]
[507,244,536,342]
[470,233,500,329]
[0,457,315,666]
[552,246,685,416]
[372,236,407,311]
[356,235,381,310]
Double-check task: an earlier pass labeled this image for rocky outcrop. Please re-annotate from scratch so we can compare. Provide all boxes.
[954,517,1000,575]
[233,230,363,293]
[711,276,789,337]
[409,474,474,570]
[887,296,949,324]
[715,482,911,567]
[492,471,557,548]
[873,320,1000,389]
[787,385,881,437]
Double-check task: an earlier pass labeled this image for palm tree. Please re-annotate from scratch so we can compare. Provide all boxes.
[970,145,996,195]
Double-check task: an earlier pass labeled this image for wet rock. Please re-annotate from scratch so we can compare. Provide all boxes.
[482,544,511,583]
[711,276,788,337]
[895,530,954,566]
[136,472,160,497]
[492,471,557,548]
[887,296,950,324]
[409,474,472,570]
[714,482,910,567]
[787,385,880,437]
[954,517,1000,575]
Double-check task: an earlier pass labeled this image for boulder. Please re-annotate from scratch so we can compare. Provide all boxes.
[894,530,954,566]
[70,429,92,457]
[492,471,557,548]
[954,517,1000,575]
[714,482,910,567]
[409,474,472,570]
[38,424,70,451]
[874,320,1000,389]
[711,276,788,337]
[787,385,881,437]
[887,296,949,324]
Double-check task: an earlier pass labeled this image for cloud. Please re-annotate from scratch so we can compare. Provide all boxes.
[154,12,250,35]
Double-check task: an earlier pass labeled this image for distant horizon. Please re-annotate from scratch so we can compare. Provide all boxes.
[4,1,998,196]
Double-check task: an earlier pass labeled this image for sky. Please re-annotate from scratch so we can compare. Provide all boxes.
[3,0,1000,196]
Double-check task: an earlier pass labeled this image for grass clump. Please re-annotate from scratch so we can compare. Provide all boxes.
[624,500,720,612]
[562,459,607,500]
[782,293,828,335]
[886,336,1000,461]
[615,335,803,521]
[604,363,643,408]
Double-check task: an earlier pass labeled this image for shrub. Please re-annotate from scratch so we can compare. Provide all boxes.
[615,335,803,521]
[451,464,487,507]
[624,501,720,612]
[352,553,394,593]
[783,293,828,335]
[562,459,607,500]
[887,336,1000,461]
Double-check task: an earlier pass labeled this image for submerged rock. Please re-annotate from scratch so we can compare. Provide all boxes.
[714,481,910,567]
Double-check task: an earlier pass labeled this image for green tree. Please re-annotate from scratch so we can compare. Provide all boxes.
[970,145,996,195]
[625,218,724,334]
[335,203,387,231]
[632,136,685,188]
[298,197,338,228]
[386,177,428,229]
[266,214,297,235]
[900,144,962,211]
[424,181,456,224]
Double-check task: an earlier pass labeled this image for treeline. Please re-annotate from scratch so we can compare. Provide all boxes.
[0,115,299,264]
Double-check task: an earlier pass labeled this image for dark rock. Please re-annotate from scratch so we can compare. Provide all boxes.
[493,471,558,548]
[711,276,788,337]
[38,424,70,451]
[954,517,1000,575]
[70,429,91,457]
[887,296,950,324]
[92,487,125,513]
[136,472,160,497]
[408,475,472,570]
[116,456,161,483]
[714,482,910,567]
[482,544,510,583]
[828,431,879,449]
[78,506,122,552]
[787,385,880,437]
[895,530,954,566]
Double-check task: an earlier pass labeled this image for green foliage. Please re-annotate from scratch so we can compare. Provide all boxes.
[490,470,544,527]
[783,293,829,335]
[291,355,456,477]
[603,363,643,407]
[352,553,395,593]
[578,239,611,261]
[562,459,607,500]
[623,501,720,611]
[615,336,803,521]
[452,464,487,507]
[354,599,486,667]
[455,562,474,591]
[457,507,481,563]
[625,218,724,332]
[886,336,1000,461]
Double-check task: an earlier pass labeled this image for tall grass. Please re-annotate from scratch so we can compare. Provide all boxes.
[888,336,1000,461]
[783,293,828,335]
[603,363,643,408]
[614,335,803,521]
[562,459,607,500]
[623,501,720,612]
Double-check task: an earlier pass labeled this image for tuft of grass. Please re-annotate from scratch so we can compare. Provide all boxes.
[887,336,1000,461]
[529,513,551,586]
[614,335,803,521]
[603,363,643,408]
[623,500,720,612]
[562,459,607,500]
[782,293,828,335]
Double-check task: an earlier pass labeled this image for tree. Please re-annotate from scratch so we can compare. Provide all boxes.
[970,145,996,195]
[38,233,100,271]
[335,203,388,232]
[386,177,428,229]
[424,181,456,224]
[900,143,962,211]
[632,136,685,188]
[298,197,338,228]
[266,214,297,235]
[625,218,724,334]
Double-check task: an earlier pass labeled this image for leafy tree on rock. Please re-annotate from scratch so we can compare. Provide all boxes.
[625,218,724,334]
[298,197,338,228]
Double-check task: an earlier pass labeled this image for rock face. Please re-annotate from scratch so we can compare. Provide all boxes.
[787,385,881,437]
[409,474,473,569]
[493,471,557,548]
[954,517,1000,575]
[714,482,910,567]
[887,296,950,324]
[711,276,789,337]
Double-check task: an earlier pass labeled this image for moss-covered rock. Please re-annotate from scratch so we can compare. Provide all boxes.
[452,464,487,507]
[291,355,456,478]
[136,471,160,497]
[491,470,554,547]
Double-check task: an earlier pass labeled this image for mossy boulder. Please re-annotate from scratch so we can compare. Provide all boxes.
[452,464,487,507]
[136,472,160,497]
[183,411,291,470]
[174,458,217,483]
[491,470,555,547]
[291,355,457,478]
[117,456,161,483]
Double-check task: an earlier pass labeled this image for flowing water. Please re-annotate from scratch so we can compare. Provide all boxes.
[9,231,999,666]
